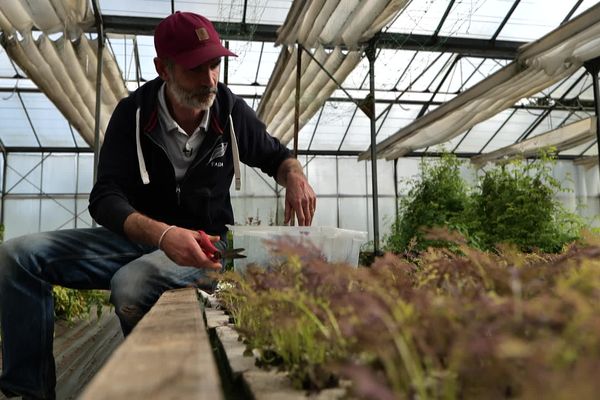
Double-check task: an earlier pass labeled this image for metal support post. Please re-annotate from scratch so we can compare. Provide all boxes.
[294,44,302,159]
[366,43,380,254]
[1,147,6,231]
[92,0,105,228]
[584,57,600,187]
[92,0,104,184]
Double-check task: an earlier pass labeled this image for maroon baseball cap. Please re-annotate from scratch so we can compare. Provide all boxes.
[154,11,237,69]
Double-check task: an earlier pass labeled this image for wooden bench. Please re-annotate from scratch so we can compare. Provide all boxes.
[80,287,223,400]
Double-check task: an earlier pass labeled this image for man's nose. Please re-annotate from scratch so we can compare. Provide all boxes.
[195,68,217,86]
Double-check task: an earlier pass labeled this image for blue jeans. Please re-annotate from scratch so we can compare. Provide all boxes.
[0,227,224,399]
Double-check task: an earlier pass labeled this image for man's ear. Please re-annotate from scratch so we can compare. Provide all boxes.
[154,57,169,80]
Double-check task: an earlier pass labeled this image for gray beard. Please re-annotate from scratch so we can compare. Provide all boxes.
[167,80,216,110]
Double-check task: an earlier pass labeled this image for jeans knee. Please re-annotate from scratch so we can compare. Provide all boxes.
[109,267,162,334]
[0,237,38,287]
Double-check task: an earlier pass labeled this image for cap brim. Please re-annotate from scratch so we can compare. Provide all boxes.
[173,43,237,69]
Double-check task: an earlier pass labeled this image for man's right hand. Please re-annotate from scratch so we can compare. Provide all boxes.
[159,227,222,270]
[123,212,221,270]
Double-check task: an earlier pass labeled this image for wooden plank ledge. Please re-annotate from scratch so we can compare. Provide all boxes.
[80,287,223,400]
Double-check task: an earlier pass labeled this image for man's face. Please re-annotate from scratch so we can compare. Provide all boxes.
[165,58,221,110]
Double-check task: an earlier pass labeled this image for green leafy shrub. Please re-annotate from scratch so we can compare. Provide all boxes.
[470,154,584,253]
[385,154,472,254]
[385,151,585,255]
[52,286,108,322]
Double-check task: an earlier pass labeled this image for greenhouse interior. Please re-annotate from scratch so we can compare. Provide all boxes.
[3,0,600,399]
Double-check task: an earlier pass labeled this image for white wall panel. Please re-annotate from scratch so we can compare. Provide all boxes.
[338,157,366,195]
[306,156,337,195]
[40,198,75,231]
[6,153,42,194]
[339,197,368,233]
[4,198,40,239]
[41,154,77,193]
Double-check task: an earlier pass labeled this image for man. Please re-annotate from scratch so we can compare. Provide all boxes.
[0,11,316,400]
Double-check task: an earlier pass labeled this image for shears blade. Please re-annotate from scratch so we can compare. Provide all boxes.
[215,248,246,259]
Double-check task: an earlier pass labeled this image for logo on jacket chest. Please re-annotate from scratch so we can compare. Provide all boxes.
[208,142,227,167]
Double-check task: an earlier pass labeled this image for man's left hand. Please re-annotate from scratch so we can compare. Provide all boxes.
[284,170,316,226]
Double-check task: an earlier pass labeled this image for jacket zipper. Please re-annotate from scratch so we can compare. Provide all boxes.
[143,130,181,205]
[143,117,226,208]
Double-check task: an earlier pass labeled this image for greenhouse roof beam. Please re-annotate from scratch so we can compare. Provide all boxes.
[100,16,524,59]
[373,33,523,59]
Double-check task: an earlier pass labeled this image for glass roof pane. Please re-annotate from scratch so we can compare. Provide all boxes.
[402,52,452,92]
[245,0,293,24]
[387,0,453,35]
[344,56,369,90]
[570,0,600,19]
[570,111,594,121]
[579,82,594,101]
[542,68,588,99]
[375,103,422,143]
[107,35,137,83]
[428,54,460,93]
[458,58,507,92]
[0,94,38,147]
[127,35,158,82]
[99,0,171,17]
[441,130,470,152]
[483,109,542,152]
[582,143,598,156]
[227,41,279,86]
[0,48,17,78]
[371,49,416,91]
[339,111,371,151]
[496,1,577,41]
[526,110,572,138]
[20,93,74,147]
[443,57,483,93]
[297,105,323,150]
[73,127,90,147]
[302,101,355,151]
[174,0,242,22]
[101,0,292,23]
[453,109,515,153]
[560,140,596,156]
[438,0,514,39]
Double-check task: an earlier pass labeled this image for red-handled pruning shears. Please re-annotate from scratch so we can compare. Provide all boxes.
[197,230,246,262]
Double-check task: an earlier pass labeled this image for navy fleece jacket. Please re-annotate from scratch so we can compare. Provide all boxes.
[89,77,291,237]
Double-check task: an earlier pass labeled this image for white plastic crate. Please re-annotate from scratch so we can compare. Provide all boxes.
[226,225,368,272]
